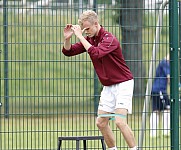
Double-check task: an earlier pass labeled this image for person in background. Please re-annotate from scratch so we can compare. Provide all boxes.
[62,10,138,150]
[150,53,170,137]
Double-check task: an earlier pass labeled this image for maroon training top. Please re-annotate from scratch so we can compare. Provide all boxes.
[62,27,133,86]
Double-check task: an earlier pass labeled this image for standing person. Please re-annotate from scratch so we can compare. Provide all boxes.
[150,54,170,137]
[62,10,137,150]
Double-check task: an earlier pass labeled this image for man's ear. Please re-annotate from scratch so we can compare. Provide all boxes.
[94,21,98,26]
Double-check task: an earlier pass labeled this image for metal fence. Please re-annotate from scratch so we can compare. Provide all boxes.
[0,0,180,149]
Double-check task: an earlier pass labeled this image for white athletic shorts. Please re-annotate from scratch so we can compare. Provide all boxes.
[98,79,134,114]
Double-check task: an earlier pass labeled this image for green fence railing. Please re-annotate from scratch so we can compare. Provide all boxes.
[0,0,180,150]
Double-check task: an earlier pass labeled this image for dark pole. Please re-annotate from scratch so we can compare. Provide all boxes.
[3,0,9,118]
[179,2,181,86]
[169,0,179,149]
[93,0,97,12]
[93,0,98,115]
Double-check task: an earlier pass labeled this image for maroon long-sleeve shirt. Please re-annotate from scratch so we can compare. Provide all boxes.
[62,27,133,86]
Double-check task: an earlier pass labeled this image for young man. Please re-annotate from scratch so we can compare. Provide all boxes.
[150,54,170,137]
[62,10,137,150]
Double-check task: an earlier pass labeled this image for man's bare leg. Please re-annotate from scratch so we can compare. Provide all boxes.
[115,108,136,148]
[96,110,116,148]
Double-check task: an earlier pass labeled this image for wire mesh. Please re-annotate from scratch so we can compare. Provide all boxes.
[0,0,180,150]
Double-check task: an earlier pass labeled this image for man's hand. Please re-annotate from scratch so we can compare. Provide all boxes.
[64,24,74,40]
[71,25,84,39]
[71,25,91,51]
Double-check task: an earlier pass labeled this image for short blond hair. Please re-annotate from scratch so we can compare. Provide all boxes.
[78,10,99,27]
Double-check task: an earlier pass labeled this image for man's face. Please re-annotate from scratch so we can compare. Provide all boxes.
[81,20,98,37]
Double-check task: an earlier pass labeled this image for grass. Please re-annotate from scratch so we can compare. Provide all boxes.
[0,100,172,150]
[0,104,170,150]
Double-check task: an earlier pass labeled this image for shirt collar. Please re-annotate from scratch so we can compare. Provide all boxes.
[94,26,104,40]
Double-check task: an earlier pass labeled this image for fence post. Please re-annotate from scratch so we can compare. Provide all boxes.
[179,1,181,84]
[0,49,2,108]
[3,0,9,118]
[169,0,179,150]
[92,0,99,115]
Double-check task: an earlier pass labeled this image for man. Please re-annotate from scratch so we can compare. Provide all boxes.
[150,54,170,137]
[62,10,137,150]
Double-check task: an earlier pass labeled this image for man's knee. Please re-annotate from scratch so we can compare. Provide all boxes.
[96,117,109,129]
[115,118,127,130]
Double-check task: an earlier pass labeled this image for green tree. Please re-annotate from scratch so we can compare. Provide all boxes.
[118,0,145,96]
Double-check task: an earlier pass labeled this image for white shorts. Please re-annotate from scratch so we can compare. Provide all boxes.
[98,79,134,114]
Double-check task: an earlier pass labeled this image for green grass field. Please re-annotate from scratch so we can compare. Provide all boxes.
[1,114,171,149]
[0,99,172,149]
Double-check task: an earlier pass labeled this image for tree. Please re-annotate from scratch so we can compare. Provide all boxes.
[119,0,145,96]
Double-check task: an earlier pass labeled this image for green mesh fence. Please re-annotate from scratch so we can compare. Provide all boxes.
[0,0,180,150]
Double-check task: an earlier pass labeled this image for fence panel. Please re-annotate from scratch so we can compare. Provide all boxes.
[0,0,180,150]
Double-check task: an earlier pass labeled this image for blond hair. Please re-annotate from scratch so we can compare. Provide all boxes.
[78,10,99,27]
